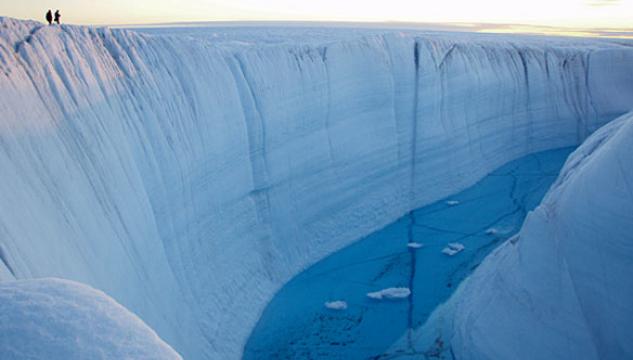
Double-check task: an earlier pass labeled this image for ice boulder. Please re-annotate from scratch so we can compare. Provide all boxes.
[0,278,181,360]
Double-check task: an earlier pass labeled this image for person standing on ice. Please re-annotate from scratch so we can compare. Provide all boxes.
[45,10,53,25]
[54,10,61,25]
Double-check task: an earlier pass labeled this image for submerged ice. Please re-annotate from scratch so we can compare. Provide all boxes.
[0,16,632,359]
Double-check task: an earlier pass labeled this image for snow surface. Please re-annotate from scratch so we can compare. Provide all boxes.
[367,287,411,300]
[0,17,632,359]
[400,112,633,360]
[324,300,348,310]
[0,278,180,359]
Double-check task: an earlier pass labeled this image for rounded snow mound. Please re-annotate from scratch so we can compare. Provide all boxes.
[428,112,633,360]
[0,278,181,360]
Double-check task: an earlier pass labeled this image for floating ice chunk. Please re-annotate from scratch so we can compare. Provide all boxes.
[324,300,348,310]
[367,287,411,300]
[407,242,424,249]
[446,200,460,206]
[486,227,514,236]
[442,242,465,256]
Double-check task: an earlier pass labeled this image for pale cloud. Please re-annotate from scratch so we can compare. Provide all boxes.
[476,22,633,38]
[586,0,621,6]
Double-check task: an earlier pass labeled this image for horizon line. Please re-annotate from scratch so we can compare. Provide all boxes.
[3,15,633,39]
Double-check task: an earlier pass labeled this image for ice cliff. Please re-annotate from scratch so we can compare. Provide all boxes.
[0,17,632,358]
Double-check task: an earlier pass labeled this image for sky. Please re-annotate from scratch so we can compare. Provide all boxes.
[1,0,632,36]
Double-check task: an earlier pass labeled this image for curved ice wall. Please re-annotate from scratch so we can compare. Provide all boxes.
[0,17,632,358]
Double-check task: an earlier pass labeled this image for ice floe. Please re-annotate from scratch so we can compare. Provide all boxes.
[442,242,465,256]
[367,287,411,300]
[324,300,348,310]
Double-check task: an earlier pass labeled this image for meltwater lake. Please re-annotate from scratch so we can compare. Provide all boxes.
[245,147,574,359]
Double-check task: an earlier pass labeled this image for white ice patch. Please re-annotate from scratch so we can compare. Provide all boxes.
[446,200,460,206]
[442,242,465,256]
[367,287,411,300]
[0,278,181,359]
[324,300,348,310]
[407,242,424,249]
[486,227,512,236]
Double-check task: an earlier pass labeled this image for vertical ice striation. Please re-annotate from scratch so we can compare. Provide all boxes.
[0,17,632,358]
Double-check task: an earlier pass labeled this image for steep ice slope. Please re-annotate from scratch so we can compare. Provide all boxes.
[0,278,181,359]
[412,112,633,360]
[0,17,632,358]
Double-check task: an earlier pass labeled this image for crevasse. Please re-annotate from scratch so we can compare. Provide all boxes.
[0,17,632,358]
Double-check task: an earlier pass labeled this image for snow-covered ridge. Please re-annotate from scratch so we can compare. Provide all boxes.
[412,111,633,359]
[0,17,632,358]
[0,278,180,359]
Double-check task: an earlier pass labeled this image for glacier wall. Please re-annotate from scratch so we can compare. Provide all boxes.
[421,112,633,360]
[0,17,632,358]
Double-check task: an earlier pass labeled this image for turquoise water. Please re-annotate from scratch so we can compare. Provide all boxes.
[244,148,573,359]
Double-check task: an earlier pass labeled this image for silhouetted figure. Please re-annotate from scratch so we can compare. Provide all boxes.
[45,10,53,25]
[54,10,61,25]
